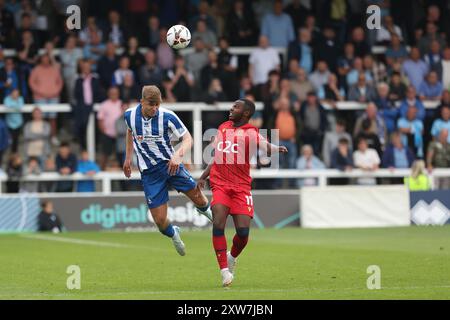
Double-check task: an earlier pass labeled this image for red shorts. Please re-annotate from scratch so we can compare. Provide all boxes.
[210,184,254,217]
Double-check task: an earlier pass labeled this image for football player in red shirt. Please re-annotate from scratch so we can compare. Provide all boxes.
[197,99,288,286]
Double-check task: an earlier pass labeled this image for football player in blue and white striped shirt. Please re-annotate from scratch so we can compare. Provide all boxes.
[123,85,212,256]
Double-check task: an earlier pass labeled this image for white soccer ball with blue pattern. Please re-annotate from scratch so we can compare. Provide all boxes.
[166,25,191,50]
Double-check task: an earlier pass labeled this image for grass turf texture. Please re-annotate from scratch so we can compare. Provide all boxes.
[0,226,449,299]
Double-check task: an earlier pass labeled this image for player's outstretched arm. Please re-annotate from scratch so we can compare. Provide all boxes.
[168,131,193,175]
[123,129,134,178]
[197,162,213,190]
[261,140,288,156]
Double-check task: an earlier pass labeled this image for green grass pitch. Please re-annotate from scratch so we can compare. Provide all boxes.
[0,226,449,299]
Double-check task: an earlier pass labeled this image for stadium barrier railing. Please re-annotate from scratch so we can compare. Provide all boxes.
[0,168,449,194]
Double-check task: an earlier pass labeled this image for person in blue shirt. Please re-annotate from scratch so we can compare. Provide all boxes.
[430,105,450,143]
[418,71,443,101]
[76,150,100,192]
[399,86,426,120]
[398,106,424,158]
[0,118,10,165]
[374,82,399,134]
[3,89,24,152]
[382,132,415,168]
[261,0,295,47]
[0,58,19,100]
[287,28,313,74]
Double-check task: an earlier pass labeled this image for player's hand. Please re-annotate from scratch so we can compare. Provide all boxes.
[278,146,288,153]
[168,154,182,176]
[123,158,132,178]
[197,178,207,190]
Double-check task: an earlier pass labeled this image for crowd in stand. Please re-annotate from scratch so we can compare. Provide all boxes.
[0,0,449,192]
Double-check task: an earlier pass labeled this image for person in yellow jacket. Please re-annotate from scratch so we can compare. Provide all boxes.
[404,160,432,191]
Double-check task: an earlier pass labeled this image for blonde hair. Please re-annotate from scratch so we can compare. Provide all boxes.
[411,160,426,179]
[141,85,162,106]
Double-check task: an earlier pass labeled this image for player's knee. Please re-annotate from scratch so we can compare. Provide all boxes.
[235,227,249,238]
[212,227,225,236]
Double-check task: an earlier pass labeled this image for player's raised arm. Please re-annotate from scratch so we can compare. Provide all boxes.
[123,128,133,178]
[257,132,288,156]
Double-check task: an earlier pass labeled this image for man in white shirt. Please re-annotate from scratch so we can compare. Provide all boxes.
[248,35,280,86]
[441,47,450,91]
[353,137,380,185]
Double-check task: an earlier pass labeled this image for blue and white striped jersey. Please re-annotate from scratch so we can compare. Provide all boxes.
[124,104,188,171]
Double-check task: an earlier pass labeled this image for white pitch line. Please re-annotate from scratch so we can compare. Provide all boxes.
[2,285,450,298]
[20,234,144,249]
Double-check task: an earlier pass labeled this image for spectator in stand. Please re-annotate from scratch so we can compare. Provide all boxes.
[314,25,340,73]
[388,71,408,102]
[353,103,387,147]
[6,153,22,192]
[20,157,41,193]
[112,56,134,86]
[404,160,431,191]
[284,0,310,33]
[0,118,9,165]
[59,35,83,104]
[226,0,257,46]
[275,78,298,107]
[103,10,127,47]
[417,4,447,37]
[418,71,443,101]
[350,27,369,58]
[156,28,174,71]
[440,47,450,91]
[355,118,383,157]
[217,37,238,99]
[97,42,119,90]
[23,107,51,166]
[38,200,64,232]
[363,54,387,84]
[142,16,160,50]
[318,73,345,108]
[260,69,280,104]
[16,11,40,47]
[185,37,209,86]
[266,97,299,169]
[337,43,356,88]
[290,68,314,104]
[3,88,24,153]
[79,16,102,46]
[331,138,354,172]
[161,76,177,103]
[200,50,221,91]
[73,59,102,149]
[376,15,403,44]
[309,60,331,92]
[347,73,377,103]
[138,49,162,87]
[424,40,442,73]
[353,137,380,185]
[260,0,294,48]
[418,22,446,56]
[189,0,217,34]
[287,27,313,74]
[385,33,409,68]
[167,55,194,102]
[431,105,450,142]
[296,144,326,187]
[286,58,300,80]
[122,36,145,74]
[238,75,253,99]
[0,57,19,101]
[76,149,100,193]
[16,30,39,100]
[28,53,63,142]
[382,131,415,169]
[303,14,321,44]
[203,78,227,105]
[248,35,280,89]
[97,86,123,169]
[375,82,399,134]
[192,19,217,50]
[322,119,353,167]
[398,106,424,158]
[426,129,450,189]
[55,142,77,192]
[119,73,140,103]
[83,31,106,71]
[346,57,373,87]
[299,92,328,155]
[402,47,429,92]
[399,86,426,120]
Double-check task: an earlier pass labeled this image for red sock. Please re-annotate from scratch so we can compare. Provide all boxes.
[212,235,228,269]
[230,234,248,258]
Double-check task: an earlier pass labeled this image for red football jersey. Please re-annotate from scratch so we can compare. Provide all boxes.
[210,121,264,187]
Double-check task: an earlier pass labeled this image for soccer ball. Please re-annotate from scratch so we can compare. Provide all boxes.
[166,25,191,50]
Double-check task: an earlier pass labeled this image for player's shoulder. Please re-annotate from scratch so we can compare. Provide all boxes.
[125,103,140,114]
[218,121,233,130]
